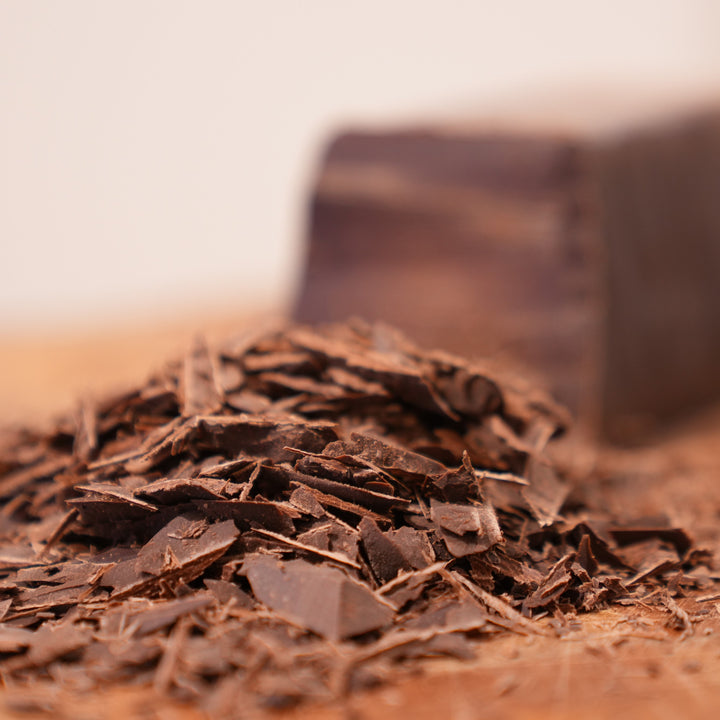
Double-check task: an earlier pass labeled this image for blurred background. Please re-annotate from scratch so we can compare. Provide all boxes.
[1,0,720,423]
[3,0,720,331]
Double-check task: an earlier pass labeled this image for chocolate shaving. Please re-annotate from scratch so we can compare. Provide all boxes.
[242,555,394,641]
[359,517,413,583]
[0,320,709,713]
[430,498,503,557]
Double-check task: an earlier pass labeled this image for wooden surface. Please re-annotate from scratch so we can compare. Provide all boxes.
[1,315,720,719]
[0,309,280,428]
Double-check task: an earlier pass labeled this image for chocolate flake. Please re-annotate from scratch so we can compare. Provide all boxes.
[0,321,709,712]
[430,498,503,557]
[243,555,393,641]
[359,517,412,584]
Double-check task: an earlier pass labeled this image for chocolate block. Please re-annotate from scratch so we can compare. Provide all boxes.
[295,96,720,439]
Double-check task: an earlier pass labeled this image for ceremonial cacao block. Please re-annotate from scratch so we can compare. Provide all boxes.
[295,100,720,439]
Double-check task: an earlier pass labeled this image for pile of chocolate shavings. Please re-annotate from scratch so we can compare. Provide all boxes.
[0,321,713,715]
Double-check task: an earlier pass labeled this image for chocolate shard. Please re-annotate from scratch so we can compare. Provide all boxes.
[250,527,361,568]
[432,364,502,419]
[430,498,502,557]
[289,485,326,518]
[12,559,104,589]
[379,563,446,609]
[66,496,159,531]
[136,476,229,504]
[196,456,256,478]
[128,593,215,637]
[262,464,410,514]
[359,517,412,584]
[576,534,599,575]
[0,456,70,500]
[194,500,296,534]
[323,432,447,479]
[431,464,480,503]
[183,415,338,463]
[521,456,568,527]
[523,554,575,611]
[617,539,681,585]
[243,555,393,641]
[294,453,389,489]
[286,327,459,419]
[115,418,188,474]
[387,526,435,570]
[485,548,543,587]
[258,372,348,398]
[98,555,145,597]
[296,518,359,561]
[100,517,238,599]
[324,366,389,396]
[135,517,239,577]
[287,481,388,523]
[180,338,224,417]
[73,483,159,511]
[608,519,693,556]
[72,399,98,461]
[204,579,254,608]
[0,545,41,570]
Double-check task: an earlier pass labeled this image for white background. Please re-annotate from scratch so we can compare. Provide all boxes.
[2,0,720,333]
